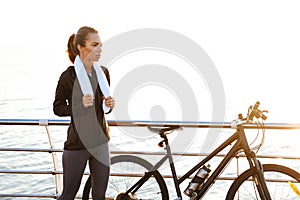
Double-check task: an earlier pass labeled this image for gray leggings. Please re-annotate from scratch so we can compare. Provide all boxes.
[57,143,110,200]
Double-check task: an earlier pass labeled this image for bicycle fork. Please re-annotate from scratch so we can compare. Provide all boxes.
[252,155,272,200]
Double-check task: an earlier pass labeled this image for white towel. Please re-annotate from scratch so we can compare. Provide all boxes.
[74,55,111,113]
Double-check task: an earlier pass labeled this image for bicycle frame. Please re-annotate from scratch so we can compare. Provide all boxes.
[124,124,271,199]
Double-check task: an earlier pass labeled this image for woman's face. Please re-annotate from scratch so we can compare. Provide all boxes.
[79,33,102,62]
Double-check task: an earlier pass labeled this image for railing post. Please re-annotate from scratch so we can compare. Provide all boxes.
[40,119,62,197]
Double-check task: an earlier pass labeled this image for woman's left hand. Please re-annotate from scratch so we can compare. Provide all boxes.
[105,96,115,109]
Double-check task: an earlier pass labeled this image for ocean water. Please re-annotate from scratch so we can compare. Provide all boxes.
[1,48,300,200]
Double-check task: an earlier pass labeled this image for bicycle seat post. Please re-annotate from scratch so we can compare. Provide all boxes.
[159,131,169,144]
[164,133,182,199]
[147,125,183,198]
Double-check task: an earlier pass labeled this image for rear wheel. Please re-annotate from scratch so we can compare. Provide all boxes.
[82,155,169,200]
[226,164,300,200]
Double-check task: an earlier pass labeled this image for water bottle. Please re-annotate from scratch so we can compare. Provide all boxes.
[184,164,211,198]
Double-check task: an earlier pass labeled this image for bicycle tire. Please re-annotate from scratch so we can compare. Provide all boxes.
[226,164,300,200]
[82,155,169,200]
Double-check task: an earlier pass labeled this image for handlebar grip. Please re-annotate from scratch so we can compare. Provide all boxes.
[249,101,267,121]
[253,101,260,110]
[249,101,260,120]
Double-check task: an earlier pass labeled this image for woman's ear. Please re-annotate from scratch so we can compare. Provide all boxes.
[77,44,83,52]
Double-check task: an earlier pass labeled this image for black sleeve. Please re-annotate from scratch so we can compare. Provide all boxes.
[53,68,93,117]
[53,71,73,117]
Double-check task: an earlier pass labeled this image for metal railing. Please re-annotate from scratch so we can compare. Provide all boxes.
[1,119,300,199]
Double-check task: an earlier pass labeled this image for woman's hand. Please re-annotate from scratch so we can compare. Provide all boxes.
[82,94,94,108]
[105,96,115,109]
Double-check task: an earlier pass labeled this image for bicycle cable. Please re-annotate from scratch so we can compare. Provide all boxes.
[250,119,266,153]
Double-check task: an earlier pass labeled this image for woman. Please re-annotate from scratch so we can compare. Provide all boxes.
[53,26,115,200]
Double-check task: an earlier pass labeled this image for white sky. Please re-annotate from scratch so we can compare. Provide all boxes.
[0,0,300,122]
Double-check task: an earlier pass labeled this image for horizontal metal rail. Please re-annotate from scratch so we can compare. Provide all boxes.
[1,119,300,129]
[1,147,300,160]
[0,194,58,199]
[0,194,99,200]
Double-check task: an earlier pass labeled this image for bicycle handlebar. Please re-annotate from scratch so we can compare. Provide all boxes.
[231,101,268,128]
[249,101,267,121]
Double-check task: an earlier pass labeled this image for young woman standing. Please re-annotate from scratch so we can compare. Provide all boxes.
[53,26,115,200]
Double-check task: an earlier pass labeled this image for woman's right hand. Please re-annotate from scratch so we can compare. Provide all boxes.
[82,94,94,108]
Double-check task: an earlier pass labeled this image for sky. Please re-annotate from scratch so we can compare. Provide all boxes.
[0,0,300,123]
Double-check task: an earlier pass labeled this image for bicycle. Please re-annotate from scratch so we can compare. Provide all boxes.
[82,102,300,199]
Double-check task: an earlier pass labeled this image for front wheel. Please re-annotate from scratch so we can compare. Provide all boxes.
[226,164,300,200]
[83,155,169,200]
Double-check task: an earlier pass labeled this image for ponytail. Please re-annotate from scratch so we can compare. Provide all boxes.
[67,34,78,64]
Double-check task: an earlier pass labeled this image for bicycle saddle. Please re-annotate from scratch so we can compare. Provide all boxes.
[147,125,181,134]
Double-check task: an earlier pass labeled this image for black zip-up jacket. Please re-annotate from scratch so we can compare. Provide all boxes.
[53,66,111,150]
